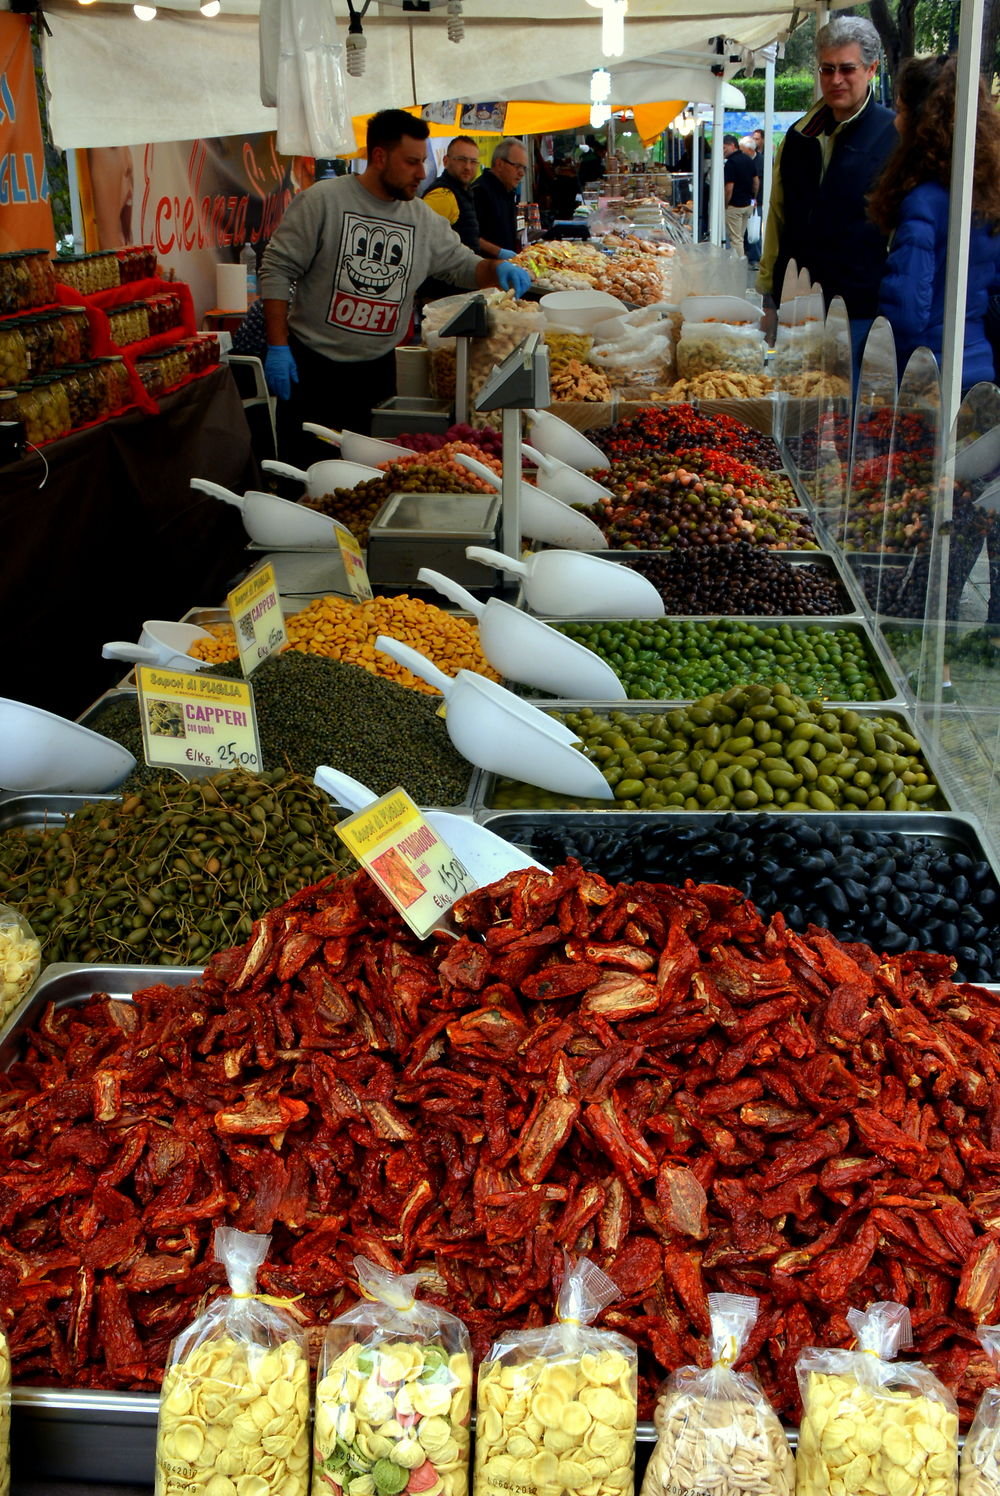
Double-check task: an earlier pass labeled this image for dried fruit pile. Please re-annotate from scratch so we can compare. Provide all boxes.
[591,405,783,471]
[1,865,998,1424]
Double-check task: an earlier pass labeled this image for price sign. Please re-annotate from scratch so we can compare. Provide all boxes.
[227,562,287,675]
[136,666,262,776]
[335,523,374,603]
[335,788,476,937]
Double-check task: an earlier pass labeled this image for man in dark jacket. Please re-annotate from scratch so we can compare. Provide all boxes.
[472,137,528,254]
[758,15,896,363]
[422,136,509,260]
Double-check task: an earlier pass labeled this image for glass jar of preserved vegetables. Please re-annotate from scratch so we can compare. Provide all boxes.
[0,323,29,388]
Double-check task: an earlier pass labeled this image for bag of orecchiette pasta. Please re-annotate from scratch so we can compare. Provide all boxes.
[959,1325,1000,1496]
[796,1302,958,1496]
[640,1293,793,1496]
[154,1227,310,1496]
[0,1330,10,1496]
[312,1257,473,1496]
[473,1257,636,1496]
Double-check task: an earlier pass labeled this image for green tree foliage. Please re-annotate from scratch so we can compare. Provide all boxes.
[736,73,816,112]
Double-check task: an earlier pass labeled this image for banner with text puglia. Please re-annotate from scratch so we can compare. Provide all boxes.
[0,13,55,253]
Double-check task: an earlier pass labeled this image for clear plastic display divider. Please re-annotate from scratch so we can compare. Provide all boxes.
[810,297,853,524]
[774,259,805,475]
[864,348,942,692]
[914,381,1000,861]
[842,318,899,597]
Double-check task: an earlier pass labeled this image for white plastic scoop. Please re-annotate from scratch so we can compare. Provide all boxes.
[261,456,382,498]
[0,697,135,794]
[302,422,414,466]
[454,452,608,551]
[102,620,214,672]
[525,408,609,472]
[190,478,346,549]
[374,636,613,801]
[314,766,548,880]
[418,567,626,701]
[466,546,663,620]
[521,442,613,503]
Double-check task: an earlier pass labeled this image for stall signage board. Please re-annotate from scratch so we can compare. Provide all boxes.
[136,666,262,775]
[335,788,475,938]
[227,562,287,674]
[336,524,374,602]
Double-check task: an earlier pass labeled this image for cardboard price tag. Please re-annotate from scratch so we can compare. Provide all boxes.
[335,788,475,938]
[227,562,287,674]
[336,524,374,602]
[136,666,262,776]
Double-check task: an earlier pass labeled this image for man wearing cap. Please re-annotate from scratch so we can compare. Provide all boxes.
[723,134,758,257]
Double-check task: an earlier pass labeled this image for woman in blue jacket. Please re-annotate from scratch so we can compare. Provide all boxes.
[871,54,1000,390]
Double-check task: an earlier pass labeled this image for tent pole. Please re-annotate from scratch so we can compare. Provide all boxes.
[762,52,775,238]
[691,120,701,243]
[815,5,829,100]
[940,0,982,440]
[709,73,725,245]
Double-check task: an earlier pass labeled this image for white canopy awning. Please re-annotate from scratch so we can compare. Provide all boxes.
[40,0,846,149]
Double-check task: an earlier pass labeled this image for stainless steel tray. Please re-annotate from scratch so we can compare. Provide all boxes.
[473,702,952,813]
[510,616,901,707]
[0,793,115,833]
[590,548,860,614]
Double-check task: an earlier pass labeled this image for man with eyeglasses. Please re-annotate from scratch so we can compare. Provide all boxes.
[758,15,896,362]
[472,137,529,255]
[423,136,512,261]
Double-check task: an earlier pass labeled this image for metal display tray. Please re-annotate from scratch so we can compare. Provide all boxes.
[510,616,901,707]
[74,691,483,815]
[472,702,953,813]
[0,793,115,833]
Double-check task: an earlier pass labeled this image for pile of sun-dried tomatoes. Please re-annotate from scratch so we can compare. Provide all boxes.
[2,861,999,1424]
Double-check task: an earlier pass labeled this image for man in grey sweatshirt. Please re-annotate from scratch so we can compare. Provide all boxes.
[261,109,531,467]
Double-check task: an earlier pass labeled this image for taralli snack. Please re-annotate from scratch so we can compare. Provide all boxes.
[640,1293,793,1496]
[473,1257,636,1496]
[154,1228,310,1496]
[796,1302,959,1496]
[663,371,775,401]
[960,1325,1000,1496]
[0,1331,9,1496]
[312,1257,473,1496]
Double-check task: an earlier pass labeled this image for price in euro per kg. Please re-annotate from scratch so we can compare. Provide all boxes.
[438,856,472,898]
[217,741,259,769]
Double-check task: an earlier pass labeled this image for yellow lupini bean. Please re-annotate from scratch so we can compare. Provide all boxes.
[188,594,501,691]
[155,1336,309,1496]
[474,1350,635,1496]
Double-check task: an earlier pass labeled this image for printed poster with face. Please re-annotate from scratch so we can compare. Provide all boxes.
[328,212,414,337]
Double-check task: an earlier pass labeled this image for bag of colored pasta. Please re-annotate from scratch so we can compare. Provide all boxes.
[796,1302,958,1496]
[640,1293,793,1496]
[473,1256,636,1496]
[154,1227,310,1496]
[312,1257,473,1496]
[960,1325,1000,1496]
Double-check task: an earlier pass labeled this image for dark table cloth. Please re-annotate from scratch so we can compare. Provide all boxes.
[0,366,258,721]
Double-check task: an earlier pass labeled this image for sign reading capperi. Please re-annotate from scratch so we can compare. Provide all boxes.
[136,666,262,775]
[336,524,374,602]
[335,788,475,938]
[226,562,287,674]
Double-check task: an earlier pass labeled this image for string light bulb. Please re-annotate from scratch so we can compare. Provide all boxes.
[590,102,611,128]
[200,2,221,15]
[447,1,464,42]
[590,67,611,103]
[133,6,157,19]
[585,0,627,59]
[346,14,367,76]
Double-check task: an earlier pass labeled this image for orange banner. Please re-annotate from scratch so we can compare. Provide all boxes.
[0,13,55,253]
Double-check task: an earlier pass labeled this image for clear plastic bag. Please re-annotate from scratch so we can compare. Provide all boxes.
[677,322,766,378]
[960,1326,1000,1496]
[0,903,41,1024]
[313,1257,473,1496]
[640,1294,793,1496]
[0,1331,9,1496]
[473,1257,636,1496]
[276,0,352,159]
[422,291,545,424]
[591,331,671,391]
[154,1228,310,1496]
[796,1302,959,1496]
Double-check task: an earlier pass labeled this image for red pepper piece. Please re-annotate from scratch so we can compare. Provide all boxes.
[662,1245,710,1335]
[656,1165,707,1239]
[957,1234,1000,1320]
[521,961,603,1002]
[517,1096,581,1185]
[213,1095,309,1136]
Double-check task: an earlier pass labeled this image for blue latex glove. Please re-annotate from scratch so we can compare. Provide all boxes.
[264,344,299,401]
[497,248,518,261]
[496,262,532,298]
